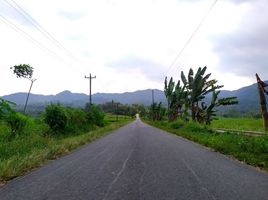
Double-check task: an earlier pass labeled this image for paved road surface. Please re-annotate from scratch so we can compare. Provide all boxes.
[1,119,268,200]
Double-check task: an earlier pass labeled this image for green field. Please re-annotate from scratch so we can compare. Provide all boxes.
[0,114,132,183]
[146,118,268,172]
[211,117,264,132]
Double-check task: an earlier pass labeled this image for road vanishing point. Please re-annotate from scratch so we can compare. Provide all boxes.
[1,119,268,200]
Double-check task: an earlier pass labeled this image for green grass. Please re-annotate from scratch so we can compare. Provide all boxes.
[0,114,132,183]
[211,117,263,132]
[146,119,268,172]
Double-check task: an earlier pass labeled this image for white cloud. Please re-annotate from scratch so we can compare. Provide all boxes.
[0,0,265,96]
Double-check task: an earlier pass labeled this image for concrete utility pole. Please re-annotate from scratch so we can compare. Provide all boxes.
[85,73,96,105]
[152,89,155,105]
[24,78,37,114]
[256,73,268,132]
[152,89,155,121]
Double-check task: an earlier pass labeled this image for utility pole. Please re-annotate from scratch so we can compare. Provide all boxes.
[152,89,155,105]
[85,73,96,105]
[152,89,155,121]
[24,78,37,114]
[116,103,119,122]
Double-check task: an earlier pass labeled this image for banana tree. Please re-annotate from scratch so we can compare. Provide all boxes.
[164,77,188,121]
[164,77,175,114]
[181,67,222,121]
[204,86,238,125]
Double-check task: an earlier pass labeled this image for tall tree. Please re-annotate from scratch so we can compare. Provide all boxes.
[11,64,36,113]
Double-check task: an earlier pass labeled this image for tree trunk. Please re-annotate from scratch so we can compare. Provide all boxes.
[191,102,196,121]
[256,74,268,132]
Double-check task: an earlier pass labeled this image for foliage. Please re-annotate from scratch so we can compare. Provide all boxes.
[65,107,88,132]
[164,77,187,121]
[164,66,238,124]
[10,64,33,80]
[169,119,185,129]
[10,64,36,114]
[149,102,166,121]
[100,101,146,117]
[5,112,28,135]
[85,103,105,127]
[0,98,14,120]
[0,113,132,182]
[0,98,28,136]
[44,104,68,133]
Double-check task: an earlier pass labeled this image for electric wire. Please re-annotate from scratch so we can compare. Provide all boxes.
[0,13,64,61]
[4,0,80,63]
[165,0,219,76]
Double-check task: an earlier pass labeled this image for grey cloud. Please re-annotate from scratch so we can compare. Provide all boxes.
[108,56,166,82]
[212,0,268,79]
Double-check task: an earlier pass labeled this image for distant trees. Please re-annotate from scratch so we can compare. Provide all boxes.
[164,67,238,124]
[100,101,146,118]
[11,64,36,113]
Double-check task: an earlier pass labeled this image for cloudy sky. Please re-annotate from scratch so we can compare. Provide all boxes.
[0,0,267,96]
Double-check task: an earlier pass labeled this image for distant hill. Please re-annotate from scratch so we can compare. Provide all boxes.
[218,81,268,113]
[1,81,267,114]
[1,89,166,107]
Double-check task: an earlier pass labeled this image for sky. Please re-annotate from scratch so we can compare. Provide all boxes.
[0,0,267,96]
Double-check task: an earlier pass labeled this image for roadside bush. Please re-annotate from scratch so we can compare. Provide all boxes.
[169,120,185,129]
[85,104,105,127]
[44,104,67,133]
[5,111,28,135]
[65,107,88,132]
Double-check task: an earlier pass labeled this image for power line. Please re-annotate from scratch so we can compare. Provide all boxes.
[0,13,64,61]
[165,0,219,76]
[4,0,80,63]
[0,13,86,79]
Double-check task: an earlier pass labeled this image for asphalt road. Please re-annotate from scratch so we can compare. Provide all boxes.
[1,119,268,200]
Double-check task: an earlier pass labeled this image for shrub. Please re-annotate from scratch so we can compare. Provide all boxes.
[44,104,68,133]
[169,120,185,129]
[0,98,14,120]
[85,104,105,127]
[5,112,28,135]
[65,107,88,132]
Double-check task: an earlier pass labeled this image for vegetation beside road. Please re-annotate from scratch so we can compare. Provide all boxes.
[146,118,268,172]
[0,100,132,183]
[144,66,268,171]
[211,117,263,132]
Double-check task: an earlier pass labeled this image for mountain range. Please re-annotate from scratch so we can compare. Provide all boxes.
[1,81,267,114]
[1,89,166,106]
